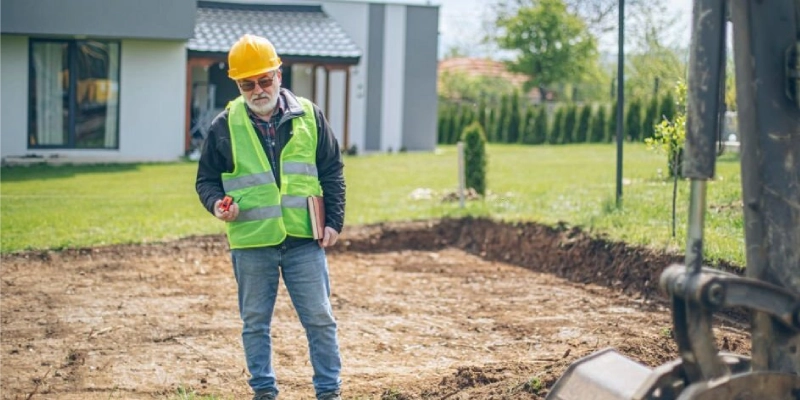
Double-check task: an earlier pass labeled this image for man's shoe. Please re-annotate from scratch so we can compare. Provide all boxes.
[317,391,341,400]
[253,391,277,400]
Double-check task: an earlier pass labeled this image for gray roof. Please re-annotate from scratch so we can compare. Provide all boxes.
[189,2,361,63]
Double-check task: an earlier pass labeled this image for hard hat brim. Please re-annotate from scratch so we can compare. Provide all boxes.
[228,64,282,81]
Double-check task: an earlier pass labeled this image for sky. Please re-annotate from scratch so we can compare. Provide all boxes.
[434,0,694,58]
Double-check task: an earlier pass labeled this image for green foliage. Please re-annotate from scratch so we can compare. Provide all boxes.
[642,96,659,141]
[496,95,510,143]
[495,0,598,96]
[438,70,517,105]
[506,91,523,143]
[461,122,488,195]
[533,106,549,144]
[1,145,746,266]
[550,106,566,144]
[521,106,537,144]
[646,81,688,177]
[487,108,497,143]
[606,101,617,143]
[589,104,607,143]
[659,89,677,125]
[561,104,578,144]
[575,105,592,143]
[625,99,642,142]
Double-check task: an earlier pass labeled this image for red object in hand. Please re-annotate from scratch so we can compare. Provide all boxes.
[219,195,234,212]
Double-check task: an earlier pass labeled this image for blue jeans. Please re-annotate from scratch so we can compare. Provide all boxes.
[231,241,342,397]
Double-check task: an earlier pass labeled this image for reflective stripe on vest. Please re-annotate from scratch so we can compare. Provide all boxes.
[221,95,321,249]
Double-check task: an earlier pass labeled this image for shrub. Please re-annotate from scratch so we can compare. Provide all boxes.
[550,107,565,144]
[561,104,577,144]
[625,99,642,142]
[646,81,687,177]
[589,105,606,143]
[461,122,488,196]
[575,105,592,143]
[533,106,548,145]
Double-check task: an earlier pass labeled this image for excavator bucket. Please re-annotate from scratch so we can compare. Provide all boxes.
[546,348,652,400]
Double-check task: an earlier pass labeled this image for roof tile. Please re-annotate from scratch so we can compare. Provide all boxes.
[189,3,361,62]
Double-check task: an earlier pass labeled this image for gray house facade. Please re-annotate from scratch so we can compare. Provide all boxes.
[0,0,439,163]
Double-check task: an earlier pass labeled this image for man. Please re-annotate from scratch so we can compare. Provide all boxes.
[195,34,345,400]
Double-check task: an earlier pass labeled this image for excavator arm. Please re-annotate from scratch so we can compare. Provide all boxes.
[547,1,800,398]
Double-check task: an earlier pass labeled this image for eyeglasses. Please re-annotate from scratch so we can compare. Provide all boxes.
[238,72,277,91]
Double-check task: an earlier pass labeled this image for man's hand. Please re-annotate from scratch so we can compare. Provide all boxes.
[320,226,339,248]
[213,198,239,222]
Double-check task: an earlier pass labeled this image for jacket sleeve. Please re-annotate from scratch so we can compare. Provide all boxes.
[313,104,346,233]
[195,112,234,215]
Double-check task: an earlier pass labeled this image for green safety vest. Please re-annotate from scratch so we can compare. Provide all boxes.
[221,96,322,249]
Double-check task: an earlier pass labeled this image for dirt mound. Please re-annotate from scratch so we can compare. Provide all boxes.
[1,218,751,400]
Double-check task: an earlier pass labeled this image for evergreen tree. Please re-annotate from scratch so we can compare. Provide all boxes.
[589,105,606,143]
[486,107,497,143]
[642,97,659,141]
[625,99,642,142]
[575,105,592,143]
[461,122,488,195]
[521,106,537,144]
[659,90,677,125]
[506,91,522,143]
[477,98,487,131]
[534,106,548,144]
[561,104,578,144]
[607,102,618,143]
[496,95,510,143]
[550,106,565,144]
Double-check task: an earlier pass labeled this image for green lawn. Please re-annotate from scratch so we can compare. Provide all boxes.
[0,143,745,265]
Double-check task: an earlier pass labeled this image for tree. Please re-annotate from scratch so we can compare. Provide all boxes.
[462,122,488,196]
[575,105,592,143]
[625,100,642,142]
[561,104,578,144]
[438,70,517,105]
[521,106,537,144]
[495,0,599,100]
[589,104,606,143]
[533,106,549,144]
[506,91,523,143]
[642,97,659,141]
[550,107,565,144]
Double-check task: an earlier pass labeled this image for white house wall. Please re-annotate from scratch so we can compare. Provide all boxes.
[0,37,187,162]
[319,2,368,153]
[291,64,314,101]
[119,40,187,161]
[1,35,28,159]
[381,4,406,152]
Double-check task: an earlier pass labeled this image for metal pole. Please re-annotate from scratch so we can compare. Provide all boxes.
[615,0,625,206]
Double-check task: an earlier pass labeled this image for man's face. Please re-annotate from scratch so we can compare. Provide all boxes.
[237,70,281,115]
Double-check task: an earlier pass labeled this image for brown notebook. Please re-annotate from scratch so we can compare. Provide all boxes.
[308,196,325,240]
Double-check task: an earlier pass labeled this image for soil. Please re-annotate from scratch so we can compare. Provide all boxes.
[1,218,751,400]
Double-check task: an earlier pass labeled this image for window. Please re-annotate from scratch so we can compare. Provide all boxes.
[29,39,120,149]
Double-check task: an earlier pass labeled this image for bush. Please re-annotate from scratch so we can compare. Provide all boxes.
[606,102,617,143]
[625,99,642,142]
[521,107,537,144]
[461,122,488,195]
[561,104,577,144]
[533,107,548,145]
[550,107,565,145]
[589,105,606,143]
[575,105,592,143]
[646,81,687,177]
[642,97,659,141]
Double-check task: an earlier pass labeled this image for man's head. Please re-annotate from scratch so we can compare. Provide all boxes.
[228,34,282,116]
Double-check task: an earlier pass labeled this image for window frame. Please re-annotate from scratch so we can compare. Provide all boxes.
[27,38,122,150]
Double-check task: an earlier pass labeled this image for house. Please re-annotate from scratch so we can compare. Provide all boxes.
[0,0,439,164]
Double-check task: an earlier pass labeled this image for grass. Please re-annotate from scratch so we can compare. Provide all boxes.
[0,143,745,265]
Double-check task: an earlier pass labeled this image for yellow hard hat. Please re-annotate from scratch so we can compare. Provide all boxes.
[227,34,282,80]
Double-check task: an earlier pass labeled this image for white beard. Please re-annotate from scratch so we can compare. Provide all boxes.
[245,92,279,116]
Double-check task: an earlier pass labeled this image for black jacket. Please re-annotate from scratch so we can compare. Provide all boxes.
[195,89,346,243]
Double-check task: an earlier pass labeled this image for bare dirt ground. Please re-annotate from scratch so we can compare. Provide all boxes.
[1,218,751,400]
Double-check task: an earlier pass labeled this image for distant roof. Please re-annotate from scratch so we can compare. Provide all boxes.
[438,57,544,101]
[189,1,362,64]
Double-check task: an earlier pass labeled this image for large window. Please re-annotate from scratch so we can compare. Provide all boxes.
[29,39,120,149]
